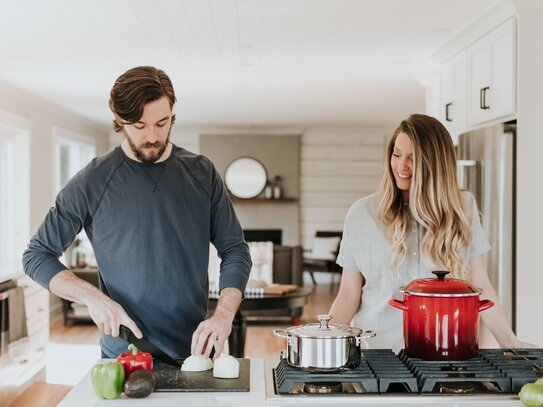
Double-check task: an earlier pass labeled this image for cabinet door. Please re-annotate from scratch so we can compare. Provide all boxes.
[467,18,516,125]
[439,51,467,134]
[489,18,516,119]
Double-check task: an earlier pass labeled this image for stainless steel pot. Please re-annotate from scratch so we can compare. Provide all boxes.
[273,314,376,372]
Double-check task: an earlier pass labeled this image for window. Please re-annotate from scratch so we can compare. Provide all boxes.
[54,129,97,268]
[55,135,96,192]
[0,114,30,282]
[0,138,15,277]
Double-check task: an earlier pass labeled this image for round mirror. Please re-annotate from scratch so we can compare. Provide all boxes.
[225,157,267,199]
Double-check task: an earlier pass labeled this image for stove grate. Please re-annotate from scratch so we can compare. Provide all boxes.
[399,350,511,393]
[273,349,543,395]
[481,348,543,392]
[274,358,378,394]
[363,349,418,393]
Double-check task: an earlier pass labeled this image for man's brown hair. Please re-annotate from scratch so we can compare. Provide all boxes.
[109,66,176,132]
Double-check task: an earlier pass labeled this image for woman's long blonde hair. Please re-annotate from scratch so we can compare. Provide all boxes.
[377,114,472,277]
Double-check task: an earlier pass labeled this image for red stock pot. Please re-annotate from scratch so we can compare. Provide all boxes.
[388,270,494,360]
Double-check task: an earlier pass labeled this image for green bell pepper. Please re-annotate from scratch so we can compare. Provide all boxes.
[91,361,125,399]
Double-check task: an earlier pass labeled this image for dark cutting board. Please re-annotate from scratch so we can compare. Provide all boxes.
[154,358,250,392]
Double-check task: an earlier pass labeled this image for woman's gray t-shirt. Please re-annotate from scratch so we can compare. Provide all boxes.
[336,191,491,352]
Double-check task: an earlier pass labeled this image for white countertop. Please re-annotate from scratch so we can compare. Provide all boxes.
[59,359,524,407]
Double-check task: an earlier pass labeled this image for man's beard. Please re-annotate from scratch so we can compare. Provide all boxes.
[123,128,171,163]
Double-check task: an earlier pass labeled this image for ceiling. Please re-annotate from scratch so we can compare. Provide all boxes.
[0,0,501,127]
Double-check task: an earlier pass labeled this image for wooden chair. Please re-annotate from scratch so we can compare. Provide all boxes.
[303,231,343,289]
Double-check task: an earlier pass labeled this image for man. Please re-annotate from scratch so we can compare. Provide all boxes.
[22,66,252,358]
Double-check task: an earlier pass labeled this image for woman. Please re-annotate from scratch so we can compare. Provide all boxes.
[329,114,533,352]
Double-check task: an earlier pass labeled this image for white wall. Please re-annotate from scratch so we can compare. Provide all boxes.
[513,0,543,345]
[300,128,388,248]
[0,82,109,234]
[0,81,108,320]
[152,125,390,250]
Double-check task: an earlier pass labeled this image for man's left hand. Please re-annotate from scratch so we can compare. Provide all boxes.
[191,314,232,359]
[191,287,243,359]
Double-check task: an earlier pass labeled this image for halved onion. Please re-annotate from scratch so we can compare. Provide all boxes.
[213,354,240,378]
[181,355,213,371]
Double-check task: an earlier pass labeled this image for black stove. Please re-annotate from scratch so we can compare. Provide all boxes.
[273,348,543,395]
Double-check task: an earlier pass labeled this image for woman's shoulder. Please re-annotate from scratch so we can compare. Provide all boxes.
[459,190,478,209]
[346,193,381,220]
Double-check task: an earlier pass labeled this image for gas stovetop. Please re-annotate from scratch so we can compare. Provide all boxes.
[266,348,543,399]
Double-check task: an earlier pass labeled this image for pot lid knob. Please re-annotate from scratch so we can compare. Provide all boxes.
[316,314,332,330]
[432,270,450,281]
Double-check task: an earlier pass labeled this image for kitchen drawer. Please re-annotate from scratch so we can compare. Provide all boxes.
[17,275,43,298]
[29,326,48,353]
[24,290,49,336]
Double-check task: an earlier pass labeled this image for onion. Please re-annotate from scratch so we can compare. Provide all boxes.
[213,354,240,378]
[181,355,213,372]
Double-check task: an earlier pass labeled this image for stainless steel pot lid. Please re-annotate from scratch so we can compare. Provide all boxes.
[286,314,363,338]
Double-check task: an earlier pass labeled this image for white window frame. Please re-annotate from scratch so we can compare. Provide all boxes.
[53,128,97,268]
[0,112,30,282]
[53,128,97,193]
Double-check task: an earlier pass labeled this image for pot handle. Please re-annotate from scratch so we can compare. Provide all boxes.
[388,299,408,311]
[355,331,376,346]
[272,329,289,339]
[478,299,495,312]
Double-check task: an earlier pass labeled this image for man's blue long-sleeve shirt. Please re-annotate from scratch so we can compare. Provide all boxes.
[23,145,252,357]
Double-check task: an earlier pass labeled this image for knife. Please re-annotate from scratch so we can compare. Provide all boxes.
[119,325,181,368]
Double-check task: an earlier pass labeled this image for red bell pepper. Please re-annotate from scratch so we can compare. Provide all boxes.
[117,343,153,377]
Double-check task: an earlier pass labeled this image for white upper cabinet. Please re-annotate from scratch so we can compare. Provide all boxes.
[438,50,467,134]
[467,18,516,125]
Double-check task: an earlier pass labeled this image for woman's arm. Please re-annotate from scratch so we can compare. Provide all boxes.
[470,254,537,348]
[328,268,364,325]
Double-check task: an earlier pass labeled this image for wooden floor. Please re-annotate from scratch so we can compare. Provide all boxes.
[13,282,338,407]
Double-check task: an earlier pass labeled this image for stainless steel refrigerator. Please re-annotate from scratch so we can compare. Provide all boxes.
[456,122,515,336]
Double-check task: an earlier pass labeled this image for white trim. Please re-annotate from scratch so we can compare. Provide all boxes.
[53,127,97,194]
[432,1,516,63]
[0,79,107,134]
[0,113,30,281]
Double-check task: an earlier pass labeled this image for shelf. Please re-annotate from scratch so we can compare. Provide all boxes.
[231,197,297,203]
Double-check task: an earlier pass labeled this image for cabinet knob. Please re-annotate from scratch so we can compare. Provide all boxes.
[19,358,29,365]
[37,307,45,313]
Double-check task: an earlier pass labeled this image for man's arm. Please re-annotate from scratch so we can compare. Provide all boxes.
[23,175,142,339]
[49,270,142,338]
[190,162,251,358]
[191,287,242,358]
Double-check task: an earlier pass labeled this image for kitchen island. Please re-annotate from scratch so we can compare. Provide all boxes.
[59,359,524,407]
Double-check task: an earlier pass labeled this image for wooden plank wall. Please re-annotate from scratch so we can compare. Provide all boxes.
[300,128,388,249]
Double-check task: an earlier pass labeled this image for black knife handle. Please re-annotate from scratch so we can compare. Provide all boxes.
[119,324,132,342]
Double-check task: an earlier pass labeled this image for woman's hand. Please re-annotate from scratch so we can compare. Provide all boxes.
[511,339,539,349]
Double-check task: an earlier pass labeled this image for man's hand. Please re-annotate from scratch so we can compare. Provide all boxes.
[191,287,243,359]
[49,269,142,339]
[191,314,232,359]
[86,293,142,339]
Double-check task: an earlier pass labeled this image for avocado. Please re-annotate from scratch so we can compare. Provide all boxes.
[123,370,156,398]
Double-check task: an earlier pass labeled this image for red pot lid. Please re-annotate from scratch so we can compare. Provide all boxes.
[400,271,483,297]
